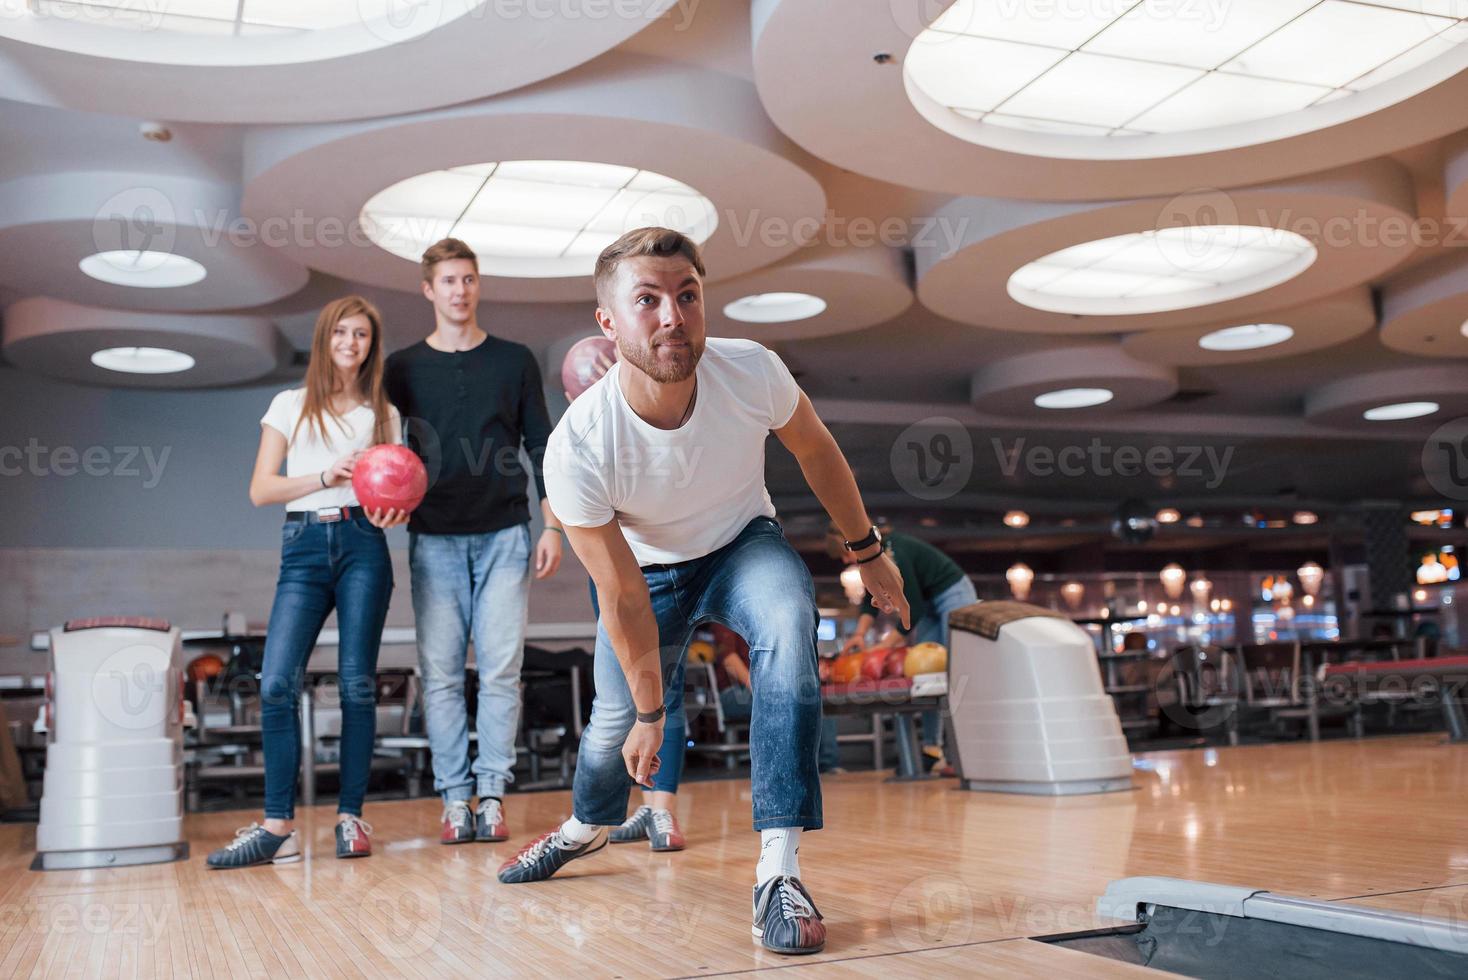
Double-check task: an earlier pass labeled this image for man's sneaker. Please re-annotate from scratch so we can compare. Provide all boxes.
[441,800,474,845]
[649,808,685,852]
[609,805,652,844]
[336,816,372,858]
[206,823,301,869]
[475,798,508,842]
[497,828,607,884]
[752,875,826,955]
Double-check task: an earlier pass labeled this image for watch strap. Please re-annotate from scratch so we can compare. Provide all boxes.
[844,525,881,553]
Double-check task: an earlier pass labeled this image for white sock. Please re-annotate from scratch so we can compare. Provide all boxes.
[560,816,601,844]
[757,828,801,885]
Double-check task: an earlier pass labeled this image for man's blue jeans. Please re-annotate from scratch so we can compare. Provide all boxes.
[260,516,393,820]
[910,575,978,746]
[573,516,823,831]
[410,524,531,803]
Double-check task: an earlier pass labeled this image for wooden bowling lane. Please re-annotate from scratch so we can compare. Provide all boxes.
[1,733,1466,978]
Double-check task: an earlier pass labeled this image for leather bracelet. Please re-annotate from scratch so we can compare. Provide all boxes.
[319,471,328,488]
[545,526,565,536]
[856,549,886,565]
[636,704,666,724]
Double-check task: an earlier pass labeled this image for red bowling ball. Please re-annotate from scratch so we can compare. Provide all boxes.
[561,336,617,402]
[351,444,428,514]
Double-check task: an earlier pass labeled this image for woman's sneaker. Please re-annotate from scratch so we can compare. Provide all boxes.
[752,875,826,955]
[649,808,685,852]
[206,823,301,869]
[609,805,652,844]
[441,800,474,845]
[336,816,372,858]
[475,799,508,842]
[497,828,607,884]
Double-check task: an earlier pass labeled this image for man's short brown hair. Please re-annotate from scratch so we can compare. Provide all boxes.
[594,227,706,307]
[421,238,478,282]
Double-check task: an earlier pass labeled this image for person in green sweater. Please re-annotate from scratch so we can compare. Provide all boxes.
[828,524,977,758]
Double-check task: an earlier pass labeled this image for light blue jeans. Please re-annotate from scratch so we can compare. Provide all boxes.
[573,517,823,831]
[911,575,978,746]
[410,524,531,803]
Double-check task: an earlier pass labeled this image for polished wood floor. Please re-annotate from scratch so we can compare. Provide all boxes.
[4,733,1468,978]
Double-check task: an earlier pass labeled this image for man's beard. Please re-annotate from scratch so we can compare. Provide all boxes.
[616,332,704,384]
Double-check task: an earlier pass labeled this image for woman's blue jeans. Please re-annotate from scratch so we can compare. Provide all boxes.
[260,515,393,819]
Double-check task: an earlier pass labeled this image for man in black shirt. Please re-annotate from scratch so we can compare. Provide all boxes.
[384,238,564,845]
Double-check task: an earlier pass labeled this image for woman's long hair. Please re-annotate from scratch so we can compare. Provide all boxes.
[291,295,394,449]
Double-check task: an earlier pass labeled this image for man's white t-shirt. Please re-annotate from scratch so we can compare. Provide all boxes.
[261,389,401,512]
[543,338,801,566]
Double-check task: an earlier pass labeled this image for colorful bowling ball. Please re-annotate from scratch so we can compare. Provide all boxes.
[562,336,617,402]
[883,647,908,679]
[818,658,833,683]
[352,444,428,514]
[861,647,889,681]
[687,639,715,664]
[186,653,226,683]
[904,642,948,677]
[832,652,864,685]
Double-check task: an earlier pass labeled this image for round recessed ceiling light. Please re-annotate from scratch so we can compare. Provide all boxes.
[79,251,207,289]
[90,347,196,375]
[723,292,828,323]
[13,1,467,64]
[361,160,719,280]
[1363,400,1440,421]
[1007,227,1316,316]
[1198,323,1295,352]
[1034,387,1114,409]
[904,0,1468,157]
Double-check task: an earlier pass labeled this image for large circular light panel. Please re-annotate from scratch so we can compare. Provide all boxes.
[361,161,719,280]
[906,0,1468,156]
[1006,226,1317,316]
[16,0,478,62]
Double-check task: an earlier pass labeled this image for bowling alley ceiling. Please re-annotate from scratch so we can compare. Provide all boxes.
[3,0,1468,446]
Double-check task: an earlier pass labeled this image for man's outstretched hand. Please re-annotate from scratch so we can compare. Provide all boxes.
[860,555,911,630]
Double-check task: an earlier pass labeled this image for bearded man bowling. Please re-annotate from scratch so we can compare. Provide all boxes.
[498,227,909,957]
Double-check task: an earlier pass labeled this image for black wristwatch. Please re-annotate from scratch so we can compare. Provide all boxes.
[844,524,883,554]
[637,704,666,724]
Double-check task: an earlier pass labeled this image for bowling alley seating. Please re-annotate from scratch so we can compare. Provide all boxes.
[1319,654,1468,742]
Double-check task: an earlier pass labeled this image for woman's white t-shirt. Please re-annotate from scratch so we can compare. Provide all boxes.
[260,388,401,512]
[543,338,800,566]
